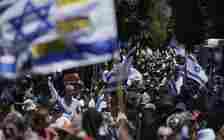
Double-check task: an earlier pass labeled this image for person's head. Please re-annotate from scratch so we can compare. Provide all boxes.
[64,84,76,97]
[31,106,50,131]
[157,94,175,114]
[174,102,186,113]
[56,128,85,140]
[82,108,103,138]
[157,126,174,140]
[2,112,27,140]
[56,129,75,140]
[64,84,82,98]
[217,126,224,140]
[63,73,83,97]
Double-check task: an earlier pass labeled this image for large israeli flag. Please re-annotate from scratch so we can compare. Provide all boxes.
[0,0,118,76]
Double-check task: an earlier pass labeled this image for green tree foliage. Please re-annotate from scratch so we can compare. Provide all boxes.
[147,0,171,47]
[116,0,175,48]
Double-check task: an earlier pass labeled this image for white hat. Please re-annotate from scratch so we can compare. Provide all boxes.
[197,128,216,140]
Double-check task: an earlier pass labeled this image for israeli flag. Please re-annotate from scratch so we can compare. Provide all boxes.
[0,0,55,47]
[102,48,142,92]
[167,38,208,94]
[102,63,129,92]
[186,55,208,86]
[0,0,119,76]
[103,67,142,92]
[170,55,208,95]
[126,67,143,86]
[103,47,136,84]
[169,55,208,96]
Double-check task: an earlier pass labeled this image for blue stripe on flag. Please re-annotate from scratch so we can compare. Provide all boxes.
[187,71,206,85]
[74,39,117,54]
[0,63,16,73]
[32,51,84,65]
[32,39,117,65]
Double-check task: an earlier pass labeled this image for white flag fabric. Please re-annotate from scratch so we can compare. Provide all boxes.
[55,0,117,43]
[0,0,18,14]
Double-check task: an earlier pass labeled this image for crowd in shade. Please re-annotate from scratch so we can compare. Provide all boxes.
[0,38,223,140]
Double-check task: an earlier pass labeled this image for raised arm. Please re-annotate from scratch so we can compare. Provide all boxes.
[48,76,60,104]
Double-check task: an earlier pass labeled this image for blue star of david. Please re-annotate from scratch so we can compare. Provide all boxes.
[194,66,200,73]
[9,0,54,44]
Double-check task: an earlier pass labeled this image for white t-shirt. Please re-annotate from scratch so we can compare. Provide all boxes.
[58,97,81,119]
[48,80,81,119]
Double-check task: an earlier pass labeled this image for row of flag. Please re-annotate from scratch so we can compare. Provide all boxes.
[0,0,119,78]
